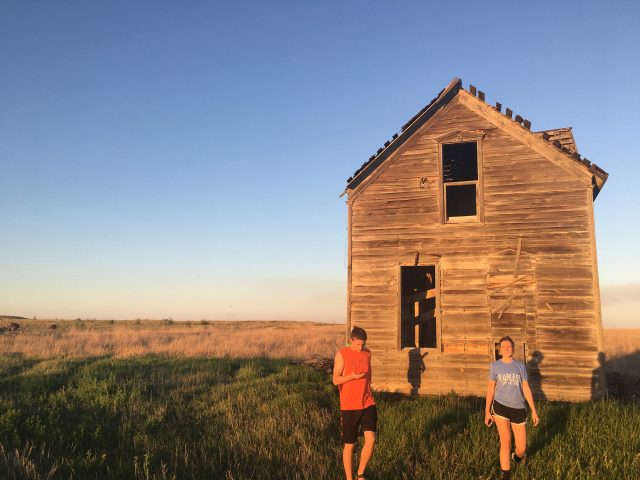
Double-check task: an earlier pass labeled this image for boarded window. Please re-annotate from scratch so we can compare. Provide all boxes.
[442,141,479,221]
[400,266,437,349]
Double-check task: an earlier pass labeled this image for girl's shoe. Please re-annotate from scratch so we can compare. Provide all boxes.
[512,452,527,466]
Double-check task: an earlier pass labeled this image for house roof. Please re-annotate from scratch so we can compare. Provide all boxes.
[535,128,578,154]
[345,78,608,199]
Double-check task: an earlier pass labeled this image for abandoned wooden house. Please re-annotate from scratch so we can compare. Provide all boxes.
[343,78,609,401]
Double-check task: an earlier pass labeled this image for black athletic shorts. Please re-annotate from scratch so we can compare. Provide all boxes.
[491,400,528,425]
[340,405,377,444]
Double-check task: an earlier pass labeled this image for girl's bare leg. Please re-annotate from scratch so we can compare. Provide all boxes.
[494,416,512,471]
[511,422,527,459]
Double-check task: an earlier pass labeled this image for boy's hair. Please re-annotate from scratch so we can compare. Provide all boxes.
[498,336,515,348]
[350,326,367,342]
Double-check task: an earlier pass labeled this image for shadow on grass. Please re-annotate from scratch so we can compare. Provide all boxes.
[598,349,640,401]
[372,393,487,479]
[527,401,571,458]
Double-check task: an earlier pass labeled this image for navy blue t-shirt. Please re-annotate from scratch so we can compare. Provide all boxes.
[489,359,528,409]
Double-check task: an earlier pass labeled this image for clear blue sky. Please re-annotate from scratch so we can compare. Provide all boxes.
[1,1,638,325]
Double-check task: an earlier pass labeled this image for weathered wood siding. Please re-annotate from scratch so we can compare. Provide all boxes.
[347,95,603,401]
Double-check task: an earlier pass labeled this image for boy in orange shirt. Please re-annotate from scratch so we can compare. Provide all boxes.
[333,327,376,480]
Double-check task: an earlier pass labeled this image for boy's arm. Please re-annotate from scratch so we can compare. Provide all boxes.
[332,351,364,385]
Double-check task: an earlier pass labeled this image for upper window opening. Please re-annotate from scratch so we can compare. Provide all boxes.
[446,184,477,217]
[442,141,479,222]
[443,142,478,182]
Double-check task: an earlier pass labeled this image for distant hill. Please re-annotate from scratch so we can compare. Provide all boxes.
[0,315,27,320]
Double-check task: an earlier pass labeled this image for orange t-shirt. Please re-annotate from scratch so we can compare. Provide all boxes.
[338,346,375,410]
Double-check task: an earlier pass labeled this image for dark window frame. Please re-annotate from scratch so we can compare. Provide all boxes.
[436,130,485,224]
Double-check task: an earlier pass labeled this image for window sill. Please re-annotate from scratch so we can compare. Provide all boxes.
[445,215,479,224]
[399,347,440,352]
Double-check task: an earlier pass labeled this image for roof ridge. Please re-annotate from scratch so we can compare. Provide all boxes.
[345,79,608,198]
[346,78,461,187]
[534,126,573,133]
[461,83,608,187]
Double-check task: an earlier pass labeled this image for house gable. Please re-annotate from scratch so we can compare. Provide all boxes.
[346,79,608,200]
[351,97,589,226]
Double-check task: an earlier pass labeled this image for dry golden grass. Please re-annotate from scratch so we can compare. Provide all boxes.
[0,319,345,360]
[602,328,640,380]
[1,321,638,376]
[603,328,640,357]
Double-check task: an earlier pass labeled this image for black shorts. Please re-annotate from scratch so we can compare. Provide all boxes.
[340,405,377,444]
[491,400,528,425]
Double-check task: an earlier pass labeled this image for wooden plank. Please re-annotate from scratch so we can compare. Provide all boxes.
[403,288,437,303]
[586,187,605,399]
[487,274,534,292]
[442,342,491,354]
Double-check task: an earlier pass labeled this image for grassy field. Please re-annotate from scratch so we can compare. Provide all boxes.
[0,321,639,479]
[1,355,639,480]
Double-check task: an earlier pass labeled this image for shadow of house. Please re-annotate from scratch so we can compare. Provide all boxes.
[597,349,640,402]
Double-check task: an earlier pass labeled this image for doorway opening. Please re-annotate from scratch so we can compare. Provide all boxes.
[400,266,438,349]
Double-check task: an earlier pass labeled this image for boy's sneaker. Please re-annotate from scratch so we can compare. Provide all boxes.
[512,452,527,466]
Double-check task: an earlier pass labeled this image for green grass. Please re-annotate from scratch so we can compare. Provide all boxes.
[0,355,638,479]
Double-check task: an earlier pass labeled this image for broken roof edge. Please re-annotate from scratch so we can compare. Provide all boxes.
[345,77,462,191]
[344,78,609,199]
[532,127,608,195]
[534,127,578,154]
[591,165,609,198]
[457,88,609,196]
